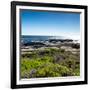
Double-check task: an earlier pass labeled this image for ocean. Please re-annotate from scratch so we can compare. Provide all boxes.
[21,35,66,44]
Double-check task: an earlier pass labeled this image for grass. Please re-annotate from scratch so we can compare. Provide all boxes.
[21,48,80,78]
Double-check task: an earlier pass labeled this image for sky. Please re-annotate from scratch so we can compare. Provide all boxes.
[20,10,80,40]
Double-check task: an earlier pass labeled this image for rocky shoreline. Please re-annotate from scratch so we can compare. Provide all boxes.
[21,39,80,54]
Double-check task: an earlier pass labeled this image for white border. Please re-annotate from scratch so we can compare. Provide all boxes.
[16,5,85,85]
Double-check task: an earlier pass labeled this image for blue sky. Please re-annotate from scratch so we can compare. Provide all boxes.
[21,10,80,39]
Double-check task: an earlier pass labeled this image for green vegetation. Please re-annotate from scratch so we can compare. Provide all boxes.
[21,48,80,78]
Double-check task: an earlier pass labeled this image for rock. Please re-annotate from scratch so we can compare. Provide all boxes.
[29,69,37,78]
[53,54,65,63]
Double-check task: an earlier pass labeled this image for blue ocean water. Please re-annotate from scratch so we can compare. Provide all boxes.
[21,35,66,44]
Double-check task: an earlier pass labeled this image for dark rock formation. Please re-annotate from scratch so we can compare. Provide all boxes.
[49,39,73,43]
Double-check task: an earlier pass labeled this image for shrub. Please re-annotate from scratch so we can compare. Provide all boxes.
[35,64,73,77]
[21,47,80,78]
[60,49,65,53]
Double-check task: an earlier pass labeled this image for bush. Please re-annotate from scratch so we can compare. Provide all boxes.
[60,49,65,53]
[21,47,80,78]
[35,64,73,77]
